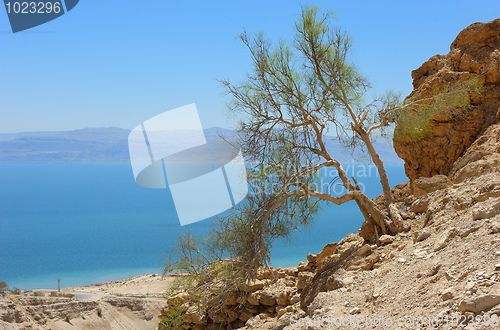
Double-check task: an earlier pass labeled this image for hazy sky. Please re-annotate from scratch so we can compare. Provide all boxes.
[0,1,498,133]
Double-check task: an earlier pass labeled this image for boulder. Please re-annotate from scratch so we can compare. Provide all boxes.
[458,294,500,313]
[412,175,451,197]
[394,18,500,181]
[182,305,207,325]
[259,290,277,306]
[239,279,266,293]
[246,292,260,306]
[379,235,394,244]
[356,244,373,255]
[414,228,431,242]
[297,272,314,290]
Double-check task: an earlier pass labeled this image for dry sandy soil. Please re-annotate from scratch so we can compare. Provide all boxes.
[0,273,178,330]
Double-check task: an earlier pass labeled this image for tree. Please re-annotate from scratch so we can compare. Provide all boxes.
[220,5,402,238]
[0,281,7,294]
[164,5,482,313]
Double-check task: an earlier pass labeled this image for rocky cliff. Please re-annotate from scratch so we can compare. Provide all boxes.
[393,18,500,182]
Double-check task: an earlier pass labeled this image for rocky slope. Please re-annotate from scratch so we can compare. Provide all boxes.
[158,18,500,330]
[393,18,500,182]
[0,294,164,330]
[0,274,173,329]
[166,129,500,330]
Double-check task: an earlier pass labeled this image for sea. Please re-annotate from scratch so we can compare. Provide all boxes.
[0,163,407,289]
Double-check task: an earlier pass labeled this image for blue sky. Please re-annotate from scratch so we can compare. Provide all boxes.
[0,0,498,133]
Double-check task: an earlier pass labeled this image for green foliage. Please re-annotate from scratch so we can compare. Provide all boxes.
[33,291,45,297]
[64,315,73,325]
[11,287,21,295]
[49,291,74,298]
[394,76,484,142]
[0,281,7,291]
[158,303,191,330]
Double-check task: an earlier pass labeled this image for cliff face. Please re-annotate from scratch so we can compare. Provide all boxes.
[394,18,500,182]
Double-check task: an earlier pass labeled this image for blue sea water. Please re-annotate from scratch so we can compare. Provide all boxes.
[0,163,408,289]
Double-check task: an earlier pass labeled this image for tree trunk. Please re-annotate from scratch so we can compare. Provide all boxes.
[355,127,393,206]
[355,127,403,233]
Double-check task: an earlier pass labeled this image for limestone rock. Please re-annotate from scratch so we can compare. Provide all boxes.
[471,197,500,221]
[238,310,253,322]
[167,292,190,306]
[379,235,394,244]
[414,228,431,242]
[182,305,207,325]
[284,267,299,277]
[297,272,314,290]
[240,279,266,293]
[246,292,260,305]
[412,175,452,197]
[440,287,454,301]
[357,244,373,255]
[259,291,277,306]
[450,125,500,183]
[434,228,457,251]
[347,252,380,271]
[458,294,500,313]
[394,18,500,181]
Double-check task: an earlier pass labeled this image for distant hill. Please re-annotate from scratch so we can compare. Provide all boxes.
[0,127,130,163]
[0,127,403,164]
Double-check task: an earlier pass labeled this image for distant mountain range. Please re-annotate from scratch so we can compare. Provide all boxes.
[0,127,403,164]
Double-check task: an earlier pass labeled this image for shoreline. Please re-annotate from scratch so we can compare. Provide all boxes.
[19,273,181,300]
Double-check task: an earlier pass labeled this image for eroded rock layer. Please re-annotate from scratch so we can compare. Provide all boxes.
[394,18,500,181]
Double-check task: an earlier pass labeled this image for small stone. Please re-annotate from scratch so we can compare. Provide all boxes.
[414,249,428,259]
[289,294,301,304]
[414,229,431,242]
[495,251,500,256]
[397,258,407,263]
[258,313,269,319]
[440,287,454,301]
[434,228,457,252]
[341,277,354,286]
[239,279,266,292]
[349,307,360,314]
[495,264,500,271]
[357,244,372,255]
[379,235,394,244]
